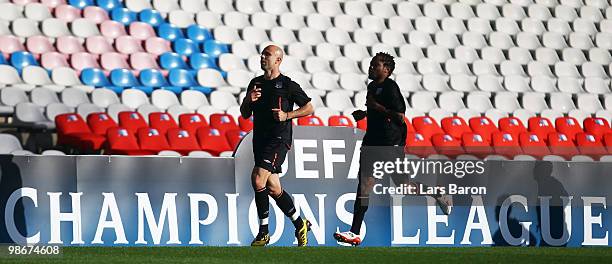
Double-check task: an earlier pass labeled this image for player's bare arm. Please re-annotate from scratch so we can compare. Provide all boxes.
[272,102,314,122]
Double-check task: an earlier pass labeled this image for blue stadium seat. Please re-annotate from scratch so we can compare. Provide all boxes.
[10,52,38,72]
[139,9,163,27]
[168,69,197,87]
[110,69,140,87]
[157,23,184,42]
[189,53,217,70]
[139,68,168,87]
[159,52,188,70]
[186,25,213,43]
[96,0,121,11]
[0,55,8,65]
[173,38,199,57]
[111,8,137,25]
[81,68,110,86]
[203,40,229,58]
[69,0,94,9]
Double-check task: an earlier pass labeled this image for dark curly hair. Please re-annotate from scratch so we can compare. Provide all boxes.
[374,52,395,75]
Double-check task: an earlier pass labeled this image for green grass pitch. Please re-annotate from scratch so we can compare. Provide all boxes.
[3,247,612,264]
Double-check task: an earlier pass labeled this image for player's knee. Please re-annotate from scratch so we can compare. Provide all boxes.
[251,173,267,190]
[268,186,282,197]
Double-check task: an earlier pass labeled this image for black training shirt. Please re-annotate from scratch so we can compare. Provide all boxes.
[362,78,407,146]
[246,74,311,145]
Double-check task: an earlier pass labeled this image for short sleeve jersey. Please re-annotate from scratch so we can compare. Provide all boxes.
[363,78,407,146]
[246,74,311,145]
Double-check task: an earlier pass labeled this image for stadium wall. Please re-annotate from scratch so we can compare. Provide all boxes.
[0,127,610,247]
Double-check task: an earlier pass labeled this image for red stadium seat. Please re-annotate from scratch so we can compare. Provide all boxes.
[431,133,464,158]
[462,133,493,158]
[209,113,239,134]
[197,127,232,156]
[575,133,608,159]
[555,117,583,142]
[405,116,415,133]
[528,117,555,141]
[357,117,367,130]
[329,115,354,127]
[226,129,248,149]
[167,128,200,155]
[405,132,436,157]
[297,115,324,126]
[498,117,527,138]
[119,111,148,134]
[137,127,170,153]
[149,112,178,135]
[87,112,117,136]
[519,132,550,158]
[106,127,152,155]
[179,113,208,134]
[55,113,106,152]
[469,116,498,143]
[238,116,254,131]
[492,131,522,158]
[583,117,611,140]
[412,116,444,140]
[605,133,612,152]
[548,132,579,159]
[441,116,471,140]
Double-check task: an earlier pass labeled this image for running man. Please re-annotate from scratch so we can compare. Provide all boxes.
[334,53,452,246]
[240,45,314,246]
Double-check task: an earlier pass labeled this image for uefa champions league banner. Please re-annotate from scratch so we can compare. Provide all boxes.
[0,126,610,246]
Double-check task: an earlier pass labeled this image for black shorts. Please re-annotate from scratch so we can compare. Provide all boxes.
[253,139,290,174]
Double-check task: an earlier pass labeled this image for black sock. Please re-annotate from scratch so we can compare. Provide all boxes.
[272,190,304,229]
[255,187,269,234]
[350,196,369,235]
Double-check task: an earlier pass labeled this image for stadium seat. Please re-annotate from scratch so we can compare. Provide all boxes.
[328,115,354,127]
[178,113,208,134]
[441,116,472,140]
[87,112,118,136]
[118,111,148,134]
[462,133,493,158]
[209,113,238,134]
[412,116,444,140]
[528,117,556,140]
[584,117,611,139]
[432,133,464,158]
[166,128,200,155]
[575,133,608,159]
[203,40,229,57]
[137,127,170,154]
[55,113,105,152]
[197,127,232,156]
[548,132,579,159]
[149,112,178,135]
[518,132,550,158]
[105,127,146,155]
[297,115,324,126]
[468,116,499,143]
[492,131,523,158]
[405,132,436,158]
[225,129,247,150]
[160,52,188,70]
[498,117,527,137]
[237,116,253,132]
[555,117,584,142]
